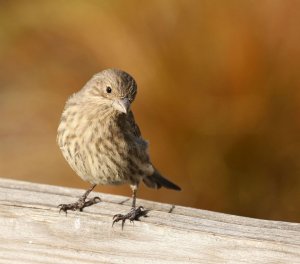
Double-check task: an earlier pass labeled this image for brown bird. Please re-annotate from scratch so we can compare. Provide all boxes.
[57,68,181,227]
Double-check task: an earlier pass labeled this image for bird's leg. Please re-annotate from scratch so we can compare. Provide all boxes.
[112,184,149,229]
[58,184,101,214]
[131,184,137,208]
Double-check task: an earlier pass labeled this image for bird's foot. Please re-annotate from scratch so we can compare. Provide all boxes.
[112,206,149,229]
[58,196,101,214]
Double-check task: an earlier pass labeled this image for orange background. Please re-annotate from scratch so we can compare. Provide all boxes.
[0,1,299,222]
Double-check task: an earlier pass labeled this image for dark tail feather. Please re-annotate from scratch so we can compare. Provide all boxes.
[143,170,181,191]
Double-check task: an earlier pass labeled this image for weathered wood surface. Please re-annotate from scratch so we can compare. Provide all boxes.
[0,178,299,264]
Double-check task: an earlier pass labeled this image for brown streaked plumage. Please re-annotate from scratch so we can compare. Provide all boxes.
[57,68,181,227]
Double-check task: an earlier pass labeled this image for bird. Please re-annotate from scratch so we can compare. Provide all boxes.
[57,68,181,227]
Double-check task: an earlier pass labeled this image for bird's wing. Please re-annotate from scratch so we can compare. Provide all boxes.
[126,111,150,164]
[126,112,181,190]
[127,111,142,138]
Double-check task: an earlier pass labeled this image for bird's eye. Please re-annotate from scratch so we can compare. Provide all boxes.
[106,86,112,93]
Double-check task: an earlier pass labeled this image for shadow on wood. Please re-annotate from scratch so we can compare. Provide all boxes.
[0,178,299,263]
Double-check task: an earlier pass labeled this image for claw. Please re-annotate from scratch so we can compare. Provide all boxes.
[58,203,76,215]
[79,196,101,211]
[112,206,149,229]
[58,196,101,214]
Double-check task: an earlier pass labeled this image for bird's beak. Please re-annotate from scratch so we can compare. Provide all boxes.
[112,98,130,114]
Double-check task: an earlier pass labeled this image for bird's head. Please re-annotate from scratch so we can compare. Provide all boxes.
[79,68,137,114]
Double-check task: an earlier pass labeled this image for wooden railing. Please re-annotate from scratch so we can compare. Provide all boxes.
[0,178,299,263]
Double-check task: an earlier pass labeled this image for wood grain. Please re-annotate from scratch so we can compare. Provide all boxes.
[0,178,299,264]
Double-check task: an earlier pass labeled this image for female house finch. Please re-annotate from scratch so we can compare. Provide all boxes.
[57,69,181,226]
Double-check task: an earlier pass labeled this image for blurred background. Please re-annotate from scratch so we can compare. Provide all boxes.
[0,0,299,222]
